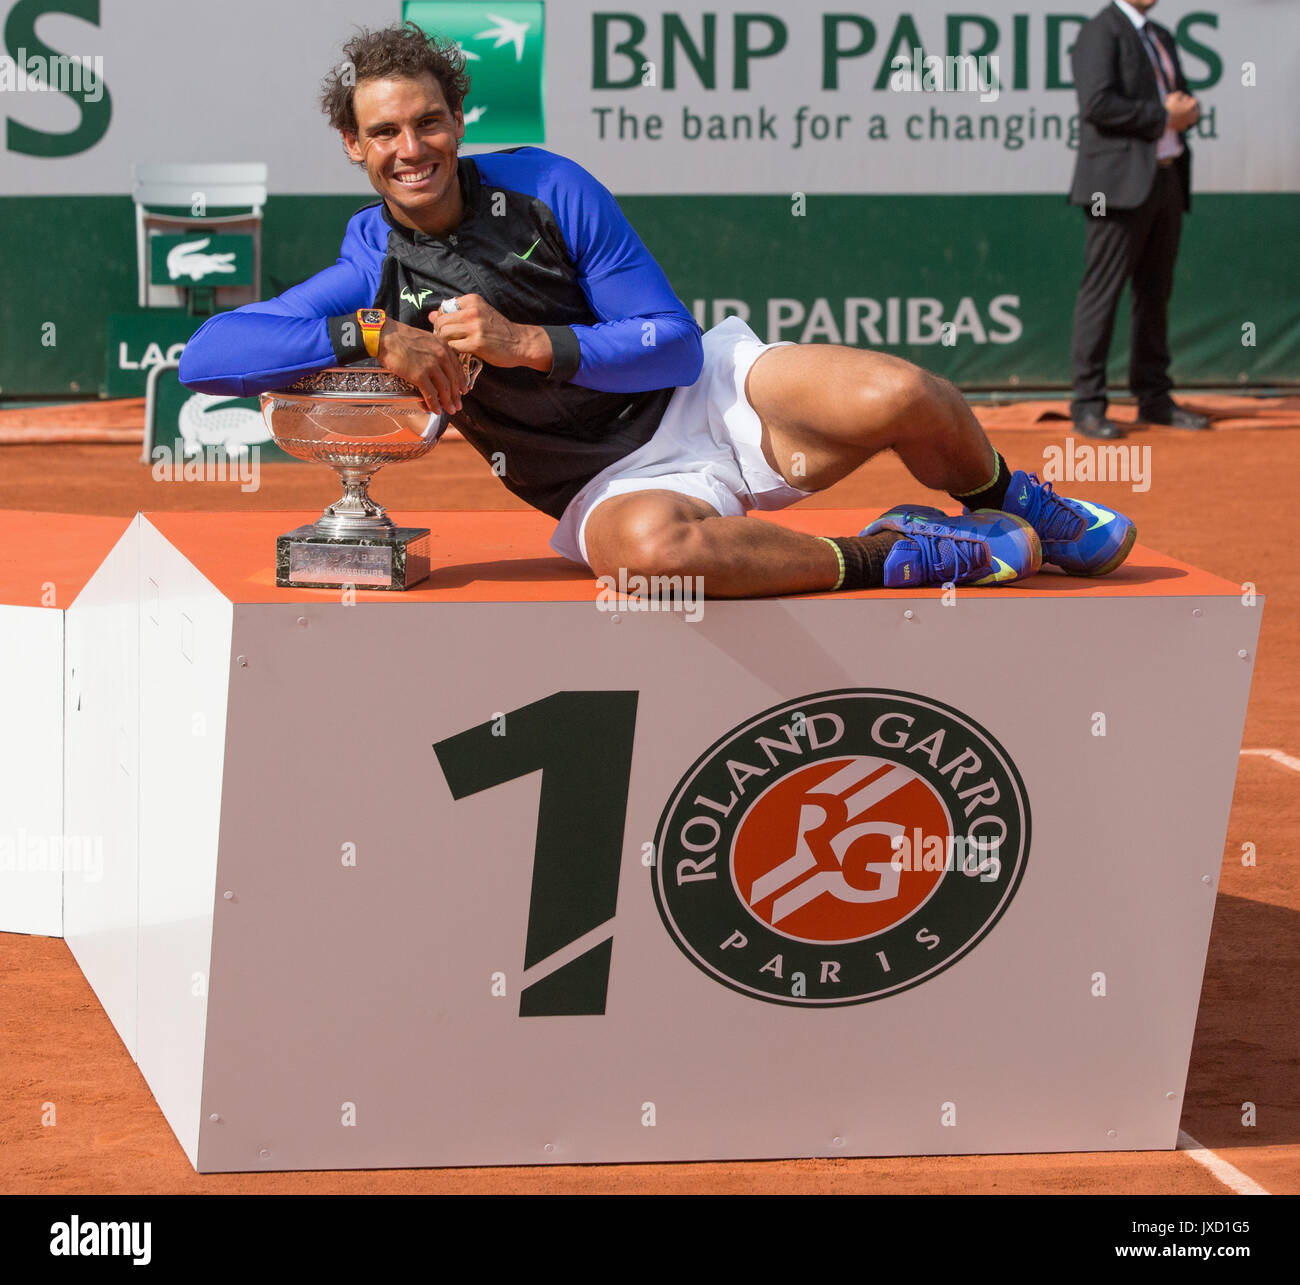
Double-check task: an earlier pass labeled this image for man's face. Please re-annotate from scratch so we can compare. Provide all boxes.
[1126,0,1158,12]
[343,74,464,232]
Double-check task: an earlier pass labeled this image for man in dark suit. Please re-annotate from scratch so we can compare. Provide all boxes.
[1068,0,1211,438]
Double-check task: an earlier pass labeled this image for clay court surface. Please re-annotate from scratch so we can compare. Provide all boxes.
[1,395,1296,1195]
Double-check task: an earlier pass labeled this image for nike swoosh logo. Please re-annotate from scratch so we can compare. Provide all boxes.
[973,557,1017,585]
[515,237,541,261]
[1076,501,1116,532]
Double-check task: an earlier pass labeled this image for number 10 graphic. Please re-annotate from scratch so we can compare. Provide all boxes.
[434,692,639,1017]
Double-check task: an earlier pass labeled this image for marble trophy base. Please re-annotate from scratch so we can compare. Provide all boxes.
[275,524,432,591]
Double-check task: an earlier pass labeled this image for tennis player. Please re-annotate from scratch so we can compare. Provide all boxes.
[179,21,1136,596]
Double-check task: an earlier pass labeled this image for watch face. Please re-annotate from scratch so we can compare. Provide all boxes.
[359,309,384,325]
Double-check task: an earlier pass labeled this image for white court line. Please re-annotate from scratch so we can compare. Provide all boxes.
[1180,754,1289,1196]
[1177,1131,1271,1195]
[1240,748,1300,774]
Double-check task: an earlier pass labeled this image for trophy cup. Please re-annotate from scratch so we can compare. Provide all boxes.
[261,367,448,590]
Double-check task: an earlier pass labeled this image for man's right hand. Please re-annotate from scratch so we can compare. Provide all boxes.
[1165,91,1200,132]
[376,319,469,415]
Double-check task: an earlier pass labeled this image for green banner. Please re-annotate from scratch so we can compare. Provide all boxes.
[1,193,1295,398]
[404,0,545,144]
[105,312,205,398]
[619,192,1300,389]
[149,366,294,465]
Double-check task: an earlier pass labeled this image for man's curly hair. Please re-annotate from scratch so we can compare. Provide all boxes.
[321,21,471,133]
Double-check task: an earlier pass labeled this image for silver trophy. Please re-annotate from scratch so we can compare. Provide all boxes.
[261,367,448,590]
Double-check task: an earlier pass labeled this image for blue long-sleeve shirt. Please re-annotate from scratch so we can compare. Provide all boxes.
[179,148,703,517]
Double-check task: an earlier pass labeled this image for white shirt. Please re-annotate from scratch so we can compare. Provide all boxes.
[1112,0,1185,159]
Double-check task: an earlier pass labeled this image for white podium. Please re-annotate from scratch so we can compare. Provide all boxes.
[30,509,1267,1170]
[0,513,135,937]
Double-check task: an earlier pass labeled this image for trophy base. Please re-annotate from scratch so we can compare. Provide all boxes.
[276,525,431,591]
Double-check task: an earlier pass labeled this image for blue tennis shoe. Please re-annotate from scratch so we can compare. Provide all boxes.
[994,471,1136,576]
[861,508,1042,588]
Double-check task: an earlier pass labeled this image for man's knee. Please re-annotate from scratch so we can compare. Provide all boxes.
[586,499,711,580]
[598,522,702,580]
[859,361,952,430]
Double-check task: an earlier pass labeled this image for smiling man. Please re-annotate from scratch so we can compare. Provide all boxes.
[179,21,1137,595]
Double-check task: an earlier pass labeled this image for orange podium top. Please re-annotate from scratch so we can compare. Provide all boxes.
[0,511,131,608]
[137,510,1247,604]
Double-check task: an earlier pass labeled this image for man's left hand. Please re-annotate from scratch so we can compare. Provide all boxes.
[1165,91,1200,131]
[432,294,553,373]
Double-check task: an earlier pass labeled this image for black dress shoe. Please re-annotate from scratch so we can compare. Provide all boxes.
[1140,405,1212,430]
[1073,415,1126,440]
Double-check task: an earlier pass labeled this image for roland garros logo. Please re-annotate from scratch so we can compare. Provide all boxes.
[652,690,1030,1006]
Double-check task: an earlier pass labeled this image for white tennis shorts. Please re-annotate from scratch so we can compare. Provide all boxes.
[549,316,814,568]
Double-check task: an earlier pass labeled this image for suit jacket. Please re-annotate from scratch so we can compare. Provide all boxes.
[1068,2,1193,212]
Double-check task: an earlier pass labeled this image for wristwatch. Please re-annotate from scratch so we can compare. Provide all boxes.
[356,308,386,358]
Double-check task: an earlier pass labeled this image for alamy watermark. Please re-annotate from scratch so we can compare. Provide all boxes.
[0,49,104,101]
[890,50,1000,103]
[595,568,705,623]
[0,830,103,883]
[890,827,1002,882]
[1042,436,1151,493]
[152,443,261,492]
[49,1217,150,1266]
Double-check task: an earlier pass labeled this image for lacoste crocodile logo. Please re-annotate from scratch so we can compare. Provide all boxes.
[166,238,236,282]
